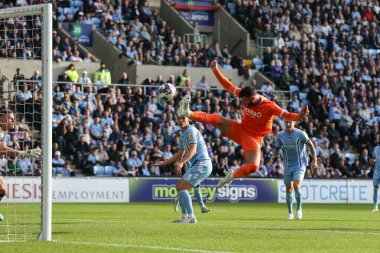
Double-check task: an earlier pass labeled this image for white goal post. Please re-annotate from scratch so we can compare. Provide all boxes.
[0,4,52,241]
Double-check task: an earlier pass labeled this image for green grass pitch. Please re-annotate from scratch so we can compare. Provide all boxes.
[1,202,380,253]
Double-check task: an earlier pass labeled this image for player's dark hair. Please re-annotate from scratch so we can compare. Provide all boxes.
[238,85,256,98]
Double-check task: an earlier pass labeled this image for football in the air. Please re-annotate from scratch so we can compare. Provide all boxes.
[158,83,177,101]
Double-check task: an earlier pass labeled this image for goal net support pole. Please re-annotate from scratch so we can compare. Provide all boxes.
[41,3,53,241]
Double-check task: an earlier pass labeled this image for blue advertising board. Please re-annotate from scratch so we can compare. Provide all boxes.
[179,11,214,26]
[129,178,278,202]
[62,23,93,47]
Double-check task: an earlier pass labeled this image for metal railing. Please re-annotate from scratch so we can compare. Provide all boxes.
[183,33,208,47]
[10,80,292,105]
[56,82,291,102]
[256,37,277,57]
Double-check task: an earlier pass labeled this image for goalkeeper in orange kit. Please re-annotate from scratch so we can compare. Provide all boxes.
[177,60,309,188]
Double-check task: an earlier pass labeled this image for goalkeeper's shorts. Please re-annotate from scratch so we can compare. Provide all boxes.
[222,120,263,153]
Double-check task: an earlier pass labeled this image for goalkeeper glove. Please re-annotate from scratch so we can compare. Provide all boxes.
[19,147,42,158]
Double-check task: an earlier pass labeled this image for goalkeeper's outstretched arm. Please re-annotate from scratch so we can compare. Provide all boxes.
[281,105,310,121]
[0,110,42,159]
[0,142,41,198]
[210,60,241,96]
[0,176,5,197]
[0,141,41,158]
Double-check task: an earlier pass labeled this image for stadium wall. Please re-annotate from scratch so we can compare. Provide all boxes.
[0,59,100,83]
[85,30,137,83]
[0,58,258,92]
[214,7,250,57]
[135,65,253,87]
[1,177,374,204]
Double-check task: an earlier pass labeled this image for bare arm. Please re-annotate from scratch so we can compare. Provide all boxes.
[0,142,41,158]
[281,105,309,121]
[269,147,281,166]
[177,143,196,165]
[152,149,185,167]
[174,143,197,174]
[307,141,317,168]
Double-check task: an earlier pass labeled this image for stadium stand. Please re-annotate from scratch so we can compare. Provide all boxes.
[0,1,379,180]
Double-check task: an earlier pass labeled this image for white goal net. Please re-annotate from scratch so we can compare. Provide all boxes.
[0,4,52,241]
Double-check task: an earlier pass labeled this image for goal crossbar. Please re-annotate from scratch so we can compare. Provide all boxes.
[0,4,48,18]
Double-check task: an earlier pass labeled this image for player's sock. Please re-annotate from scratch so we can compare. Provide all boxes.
[233,164,258,178]
[194,187,206,208]
[295,189,302,211]
[374,188,379,209]
[178,194,187,216]
[190,112,221,125]
[286,192,293,214]
[178,190,193,217]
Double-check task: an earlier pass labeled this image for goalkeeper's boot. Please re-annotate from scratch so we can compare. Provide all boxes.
[372,208,379,213]
[217,169,235,188]
[201,206,211,213]
[288,213,294,220]
[172,197,179,213]
[296,210,302,220]
[177,95,191,118]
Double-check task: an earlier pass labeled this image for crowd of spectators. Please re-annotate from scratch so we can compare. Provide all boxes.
[8,60,367,179]
[58,0,244,69]
[0,0,94,63]
[0,0,247,70]
[0,7,43,60]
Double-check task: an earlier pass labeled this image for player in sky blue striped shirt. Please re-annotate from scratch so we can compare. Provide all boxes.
[370,144,380,212]
[152,116,212,224]
[269,120,317,220]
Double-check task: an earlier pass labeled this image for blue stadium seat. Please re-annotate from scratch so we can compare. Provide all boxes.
[59,14,65,22]
[345,153,356,165]
[369,49,377,60]
[91,17,101,25]
[104,166,115,176]
[253,57,267,71]
[93,165,105,176]
[289,85,299,93]
[299,92,309,105]
[73,0,84,7]
[63,7,72,14]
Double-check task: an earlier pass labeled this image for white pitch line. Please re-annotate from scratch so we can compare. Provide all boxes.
[284,228,380,236]
[52,240,233,253]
